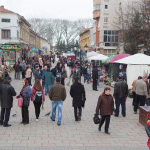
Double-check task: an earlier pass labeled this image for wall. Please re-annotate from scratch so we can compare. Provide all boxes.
[0,13,20,44]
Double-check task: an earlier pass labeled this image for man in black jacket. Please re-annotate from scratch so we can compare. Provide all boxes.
[92,65,98,91]
[0,77,16,127]
[113,76,128,117]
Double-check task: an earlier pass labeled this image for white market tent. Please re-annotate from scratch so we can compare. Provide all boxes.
[87,51,99,58]
[88,54,108,61]
[115,53,150,65]
[115,53,150,89]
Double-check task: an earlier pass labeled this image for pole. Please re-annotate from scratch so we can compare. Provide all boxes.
[80,49,82,81]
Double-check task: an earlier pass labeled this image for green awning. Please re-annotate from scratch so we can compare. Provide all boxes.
[102,54,116,63]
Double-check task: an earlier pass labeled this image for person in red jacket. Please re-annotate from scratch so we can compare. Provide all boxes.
[31,79,45,122]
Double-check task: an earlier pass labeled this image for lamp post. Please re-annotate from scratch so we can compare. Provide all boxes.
[74,45,77,60]
[84,44,88,65]
[78,48,82,81]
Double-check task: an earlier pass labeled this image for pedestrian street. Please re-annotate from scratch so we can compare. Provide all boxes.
[0,68,147,150]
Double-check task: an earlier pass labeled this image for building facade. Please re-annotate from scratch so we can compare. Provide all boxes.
[80,28,90,52]
[93,0,121,55]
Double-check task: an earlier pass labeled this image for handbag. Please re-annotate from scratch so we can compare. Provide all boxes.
[18,96,23,107]
[93,113,101,124]
[145,127,150,138]
[81,100,85,108]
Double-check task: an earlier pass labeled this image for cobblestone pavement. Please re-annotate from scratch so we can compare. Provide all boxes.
[0,63,148,150]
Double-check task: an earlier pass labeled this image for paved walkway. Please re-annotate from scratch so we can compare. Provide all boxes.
[0,64,148,150]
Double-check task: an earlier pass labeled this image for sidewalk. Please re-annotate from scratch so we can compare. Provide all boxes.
[0,67,148,149]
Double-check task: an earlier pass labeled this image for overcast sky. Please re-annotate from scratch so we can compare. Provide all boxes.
[1,0,93,20]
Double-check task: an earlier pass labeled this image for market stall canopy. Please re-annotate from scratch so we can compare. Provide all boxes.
[102,54,116,63]
[87,51,99,58]
[115,53,150,65]
[88,54,108,61]
[108,54,131,63]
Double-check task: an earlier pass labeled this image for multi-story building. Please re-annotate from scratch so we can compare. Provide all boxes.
[80,28,90,52]
[0,5,20,45]
[29,29,36,48]
[93,0,121,55]
[36,34,41,50]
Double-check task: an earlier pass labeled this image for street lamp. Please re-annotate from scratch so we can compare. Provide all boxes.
[84,44,89,53]
[74,45,78,60]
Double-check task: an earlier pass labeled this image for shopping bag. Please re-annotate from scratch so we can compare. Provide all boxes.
[18,96,23,107]
[93,114,101,124]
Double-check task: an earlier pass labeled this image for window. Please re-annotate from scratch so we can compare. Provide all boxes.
[105,5,108,9]
[2,30,11,39]
[104,17,108,23]
[104,0,109,2]
[104,30,119,46]
[2,19,10,22]
[93,4,100,11]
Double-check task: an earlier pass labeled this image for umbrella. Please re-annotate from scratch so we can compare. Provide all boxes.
[88,54,108,61]
[102,54,116,63]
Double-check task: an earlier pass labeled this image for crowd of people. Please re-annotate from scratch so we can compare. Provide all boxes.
[0,54,149,138]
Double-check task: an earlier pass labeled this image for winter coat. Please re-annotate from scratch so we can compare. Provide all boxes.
[113,80,128,98]
[15,64,22,72]
[96,93,114,116]
[21,86,31,107]
[49,82,66,101]
[0,81,16,108]
[51,68,57,77]
[82,68,87,75]
[33,69,41,80]
[61,70,67,79]
[92,68,98,79]
[70,82,86,107]
[31,87,45,102]
[42,71,55,85]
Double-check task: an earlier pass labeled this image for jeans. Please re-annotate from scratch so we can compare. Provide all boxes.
[99,115,111,132]
[87,74,91,83]
[83,74,87,83]
[16,72,21,79]
[115,97,126,116]
[45,85,51,95]
[134,94,146,112]
[97,76,100,83]
[33,102,42,119]
[0,108,11,125]
[51,101,63,124]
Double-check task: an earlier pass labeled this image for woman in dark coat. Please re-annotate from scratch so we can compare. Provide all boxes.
[96,87,114,135]
[70,77,86,121]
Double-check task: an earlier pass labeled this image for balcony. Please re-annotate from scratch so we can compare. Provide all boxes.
[93,10,100,19]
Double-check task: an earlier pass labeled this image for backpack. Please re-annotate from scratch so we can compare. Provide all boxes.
[34,90,43,103]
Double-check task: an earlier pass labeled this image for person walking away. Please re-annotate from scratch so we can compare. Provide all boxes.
[83,66,87,84]
[134,76,148,114]
[42,68,55,95]
[3,65,10,79]
[41,65,47,88]
[33,66,41,80]
[96,87,114,135]
[70,77,86,121]
[16,79,31,125]
[15,62,22,79]
[51,66,57,77]
[132,76,142,107]
[21,60,26,79]
[0,77,16,127]
[0,71,4,120]
[92,65,98,91]
[70,68,80,84]
[49,77,66,126]
[25,66,32,86]
[61,66,67,86]
[87,65,91,84]
[97,66,101,86]
[113,76,128,117]
[31,79,45,121]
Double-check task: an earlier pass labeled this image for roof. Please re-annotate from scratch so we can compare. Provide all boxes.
[80,28,90,36]
[0,6,15,13]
